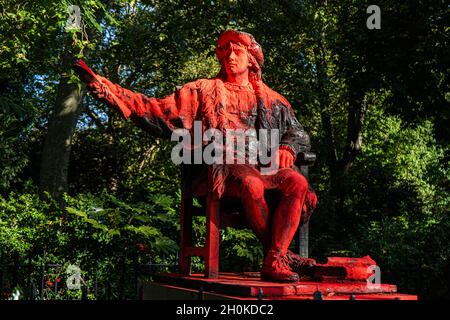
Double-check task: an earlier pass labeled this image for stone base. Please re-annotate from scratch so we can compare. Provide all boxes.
[144,272,417,300]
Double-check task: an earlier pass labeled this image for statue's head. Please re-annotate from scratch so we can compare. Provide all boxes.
[216,30,264,81]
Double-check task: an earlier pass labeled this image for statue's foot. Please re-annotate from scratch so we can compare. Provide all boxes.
[286,250,316,278]
[261,250,299,283]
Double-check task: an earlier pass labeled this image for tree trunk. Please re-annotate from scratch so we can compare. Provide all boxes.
[40,54,85,199]
[341,93,367,175]
[335,92,368,234]
[314,37,341,195]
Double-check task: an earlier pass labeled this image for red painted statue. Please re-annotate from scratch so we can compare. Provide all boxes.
[74,30,317,282]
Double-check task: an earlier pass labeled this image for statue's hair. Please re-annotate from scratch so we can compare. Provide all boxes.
[215,30,268,132]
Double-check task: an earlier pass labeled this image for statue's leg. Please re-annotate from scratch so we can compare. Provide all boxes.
[257,169,309,282]
[270,169,309,255]
[223,167,271,251]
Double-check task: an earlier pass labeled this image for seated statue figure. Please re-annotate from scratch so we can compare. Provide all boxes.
[74,29,317,282]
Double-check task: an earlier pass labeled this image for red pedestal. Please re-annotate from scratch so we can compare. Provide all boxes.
[147,272,417,300]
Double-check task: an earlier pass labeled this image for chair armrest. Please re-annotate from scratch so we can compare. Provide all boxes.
[295,151,316,167]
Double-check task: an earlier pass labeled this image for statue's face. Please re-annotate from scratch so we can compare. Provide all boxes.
[222,42,250,76]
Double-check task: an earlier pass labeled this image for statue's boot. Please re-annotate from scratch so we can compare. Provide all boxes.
[286,250,316,278]
[261,250,299,282]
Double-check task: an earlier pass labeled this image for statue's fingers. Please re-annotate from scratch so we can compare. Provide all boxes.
[277,152,283,168]
[288,155,294,167]
[280,153,287,168]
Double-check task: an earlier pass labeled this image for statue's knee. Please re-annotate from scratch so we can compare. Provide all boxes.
[241,176,265,200]
[280,171,308,197]
[301,187,317,224]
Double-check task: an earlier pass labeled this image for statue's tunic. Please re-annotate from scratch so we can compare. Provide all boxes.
[93,76,315,222]
[96,77,310,152]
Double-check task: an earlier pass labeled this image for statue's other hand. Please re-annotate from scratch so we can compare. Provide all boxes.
[73,59,97,84]
[88,81,111,100]
[277,149,294,169]
[73,59,111,100]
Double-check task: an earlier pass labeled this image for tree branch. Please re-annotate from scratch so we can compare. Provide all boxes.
[85,103,106,130]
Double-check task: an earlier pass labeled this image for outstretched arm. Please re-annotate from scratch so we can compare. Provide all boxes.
[73,59,133,118]
[73,60,198,137]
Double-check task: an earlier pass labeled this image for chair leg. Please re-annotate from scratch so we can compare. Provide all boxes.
[298,221,309,258]
[179,254,191,276]
[180,189,193,276]
[205,195,220,278]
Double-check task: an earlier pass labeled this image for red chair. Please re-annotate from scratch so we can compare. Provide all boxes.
[179,152,316,278]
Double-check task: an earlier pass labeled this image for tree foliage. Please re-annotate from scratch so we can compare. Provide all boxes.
[0,0,448,299]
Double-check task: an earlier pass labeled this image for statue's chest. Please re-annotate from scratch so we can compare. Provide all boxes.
[221,87,258,129]
[198,82,261,131]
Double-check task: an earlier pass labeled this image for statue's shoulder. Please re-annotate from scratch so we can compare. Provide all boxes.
[193,77,222,93]
[176,78,221,94]
[261,83,291,108]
